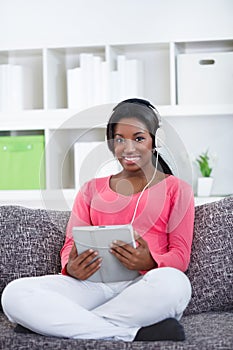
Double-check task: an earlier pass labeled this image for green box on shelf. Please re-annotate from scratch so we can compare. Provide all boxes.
[0,135,45,190]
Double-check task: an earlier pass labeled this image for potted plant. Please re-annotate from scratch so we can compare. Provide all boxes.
[196,150,214,197]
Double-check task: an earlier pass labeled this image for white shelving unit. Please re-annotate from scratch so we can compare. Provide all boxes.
[0,39,233,209]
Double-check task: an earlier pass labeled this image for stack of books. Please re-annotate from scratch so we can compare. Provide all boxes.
[67,54,143,109]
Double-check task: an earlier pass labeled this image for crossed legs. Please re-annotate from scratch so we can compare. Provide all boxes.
[1,267,191,341]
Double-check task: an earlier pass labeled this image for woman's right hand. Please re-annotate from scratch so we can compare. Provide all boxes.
[66,243,102,280]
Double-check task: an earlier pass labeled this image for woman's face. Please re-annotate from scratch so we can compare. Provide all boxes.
[113,117,154,173]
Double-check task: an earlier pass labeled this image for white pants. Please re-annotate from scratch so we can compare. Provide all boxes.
[1,267,191,342]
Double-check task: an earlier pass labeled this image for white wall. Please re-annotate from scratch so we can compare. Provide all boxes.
[1,0,233,49]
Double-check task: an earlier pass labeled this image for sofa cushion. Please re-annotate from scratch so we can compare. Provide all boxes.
[0,205,70,297]
[185,196,233,315]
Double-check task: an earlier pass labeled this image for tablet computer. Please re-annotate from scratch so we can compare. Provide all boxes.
[72,224,140,283]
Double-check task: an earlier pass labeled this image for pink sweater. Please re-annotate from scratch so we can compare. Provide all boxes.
[61,175,194,274]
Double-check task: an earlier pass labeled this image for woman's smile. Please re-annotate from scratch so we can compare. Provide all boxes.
[122,155,141,165]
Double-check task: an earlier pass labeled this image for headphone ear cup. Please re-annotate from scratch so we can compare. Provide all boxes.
[155,127,165,149]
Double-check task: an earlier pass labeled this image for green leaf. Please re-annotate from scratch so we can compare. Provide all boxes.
[196,150,212,177]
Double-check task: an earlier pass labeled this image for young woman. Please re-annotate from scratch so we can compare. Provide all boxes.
[2,98,194,342]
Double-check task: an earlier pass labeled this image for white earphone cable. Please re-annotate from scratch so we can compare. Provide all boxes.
[130,150,159,225]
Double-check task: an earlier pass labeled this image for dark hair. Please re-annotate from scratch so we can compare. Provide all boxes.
[106,98,173,175]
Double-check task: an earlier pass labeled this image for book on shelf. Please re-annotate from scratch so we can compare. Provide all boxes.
[79,53,94,108]
[93,56,102,105]
[112,55,144,101]
[117,55,127,100]
[67,66,84,109]
[110,70,120,103]
[125,58,144,97]
[100,60,110,104]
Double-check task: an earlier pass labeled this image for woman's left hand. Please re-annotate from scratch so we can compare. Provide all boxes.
[110,236,157,271]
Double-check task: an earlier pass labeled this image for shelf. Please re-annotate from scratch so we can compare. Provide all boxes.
[0,104,233,130]
[0,38,233,207]
[159,104,233,117]
[1,40,232,113]
[0,190,228,211]
[175,39,233,54]
[194,196,226,206]
[0,189,76,211]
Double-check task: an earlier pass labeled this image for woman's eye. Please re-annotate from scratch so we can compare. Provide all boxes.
[135,136,145,142]
[114,138,124,144]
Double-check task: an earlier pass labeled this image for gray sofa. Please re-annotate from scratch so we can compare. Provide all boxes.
[0,197,232,349]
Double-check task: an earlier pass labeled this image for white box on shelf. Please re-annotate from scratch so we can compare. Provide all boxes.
[177,51,233,104]
[74,141,121,189]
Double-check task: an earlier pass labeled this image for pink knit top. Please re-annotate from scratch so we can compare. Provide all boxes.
[61,175,194,274]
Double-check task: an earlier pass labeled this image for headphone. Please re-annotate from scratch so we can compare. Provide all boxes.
[112,98,165,151]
